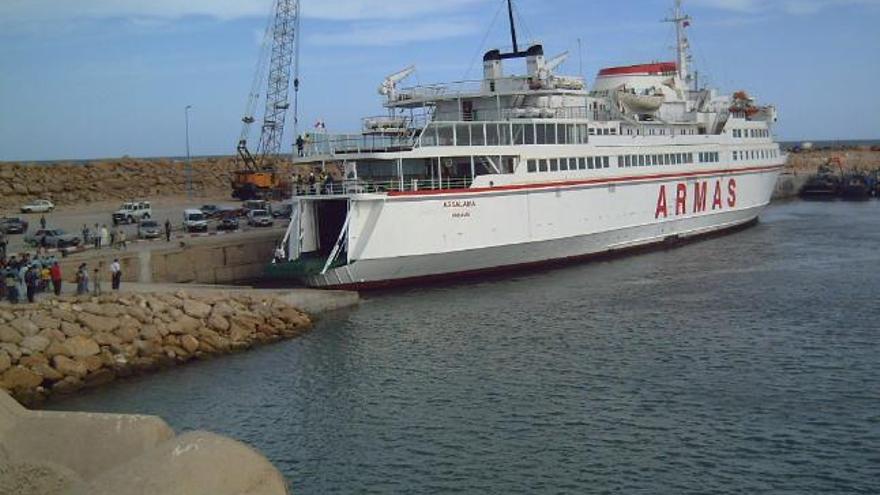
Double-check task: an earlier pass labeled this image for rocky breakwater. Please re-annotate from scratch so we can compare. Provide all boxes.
[0,158,241,209]
[0,292,311,405]
[0,157,336,209]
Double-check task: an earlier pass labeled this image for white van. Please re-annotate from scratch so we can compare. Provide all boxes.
[182,209,208,233]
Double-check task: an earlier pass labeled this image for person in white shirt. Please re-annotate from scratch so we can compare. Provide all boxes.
[110,259,122,291]
[100,225,109,250]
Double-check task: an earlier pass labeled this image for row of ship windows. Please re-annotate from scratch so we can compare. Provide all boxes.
[526,156,611,173]
[623,127,699,136]
[523,148,777,174]
[734,149,779,160]
[732,129,770,138]
[619,152,700,168]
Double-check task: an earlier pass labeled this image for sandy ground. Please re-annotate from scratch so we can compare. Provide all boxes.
[2,193,288,254]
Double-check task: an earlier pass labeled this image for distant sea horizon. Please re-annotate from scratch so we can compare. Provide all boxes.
[3,139,879,165]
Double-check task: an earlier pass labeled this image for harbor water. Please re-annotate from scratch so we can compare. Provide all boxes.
[50,200,880,493]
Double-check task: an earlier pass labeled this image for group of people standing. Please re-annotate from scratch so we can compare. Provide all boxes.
[81,224,129,250]
[1,254,63,304]
[74,259,123,297]
[1,252,124,303]
[292,170,334,195]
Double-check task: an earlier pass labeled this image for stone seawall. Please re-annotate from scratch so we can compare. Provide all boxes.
[0,291,311,406]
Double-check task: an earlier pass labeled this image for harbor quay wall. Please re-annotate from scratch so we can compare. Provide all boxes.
[0,290,312,407]
[0,390,289,494]
[51,229,282,287]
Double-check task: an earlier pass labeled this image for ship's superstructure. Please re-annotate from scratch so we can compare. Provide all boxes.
[273,0,786,288]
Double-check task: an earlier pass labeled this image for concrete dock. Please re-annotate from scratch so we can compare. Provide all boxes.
[0,390,289,495]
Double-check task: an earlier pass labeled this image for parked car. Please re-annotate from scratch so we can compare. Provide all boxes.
[200,204,221,218]
[182,209,209,233]
[242,200,273,216]
[24,228,80,248]
[137,219,162,239]
[247,209,274,227]
[0,217,29,235]
[272,203,293,219]
[20,199,55,214]
[112,201,152,225]
[217,216,240,231]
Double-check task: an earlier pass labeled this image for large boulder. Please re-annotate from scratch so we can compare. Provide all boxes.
[10,318,40,337]
[20,335,51,354]
[182,299,212,319]
[65,336,100,358]
[52,355,88,379]
[180,335,200,354]
[1,366,44,391]
[115,326,140,344]
[44,341,71,359]
[77,314,119,334]
[167,315,201,336]
[207,314,230,332]
[60,322,88,338]
[32,315,61,331]
[0,325,23,344]
[0,343,22,363]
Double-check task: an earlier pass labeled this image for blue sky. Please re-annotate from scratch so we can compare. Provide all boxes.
[1,0,878,161]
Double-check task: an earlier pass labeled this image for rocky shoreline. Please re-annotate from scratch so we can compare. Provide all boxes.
[0,292,311,406]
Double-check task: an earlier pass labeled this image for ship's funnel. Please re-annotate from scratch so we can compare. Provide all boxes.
[483,49,503,81]
[525,44,545,78]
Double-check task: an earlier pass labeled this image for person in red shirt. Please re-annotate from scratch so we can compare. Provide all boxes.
[50,262,62,296]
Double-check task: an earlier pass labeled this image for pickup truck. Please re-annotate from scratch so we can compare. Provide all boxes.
[112,201,152,225]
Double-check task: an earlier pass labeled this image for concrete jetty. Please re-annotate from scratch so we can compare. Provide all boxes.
[0,390,289,494]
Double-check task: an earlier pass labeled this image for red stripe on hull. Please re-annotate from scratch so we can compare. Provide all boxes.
[319,217,760,291]
[387,164,784,198]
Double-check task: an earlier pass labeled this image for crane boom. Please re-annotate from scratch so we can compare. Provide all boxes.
[237,0,300,171]
[233,0,300,200]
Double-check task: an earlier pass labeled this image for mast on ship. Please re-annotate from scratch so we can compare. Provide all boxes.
[664,0,693,88]
[499,0,530,59]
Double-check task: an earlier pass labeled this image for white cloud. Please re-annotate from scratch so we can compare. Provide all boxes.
[0,0,491,23]
[309,19,481,46]
[692,0,880,14]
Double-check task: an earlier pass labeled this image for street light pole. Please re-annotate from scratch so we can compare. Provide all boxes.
[185,105,193,199]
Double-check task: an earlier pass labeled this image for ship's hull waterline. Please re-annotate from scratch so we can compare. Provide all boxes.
[286,165,783,289]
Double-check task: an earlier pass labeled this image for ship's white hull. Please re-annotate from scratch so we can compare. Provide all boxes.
[292,164,783,289]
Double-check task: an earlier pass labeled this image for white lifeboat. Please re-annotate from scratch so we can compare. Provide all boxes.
[617,88,664,113]
[363,116,408,134]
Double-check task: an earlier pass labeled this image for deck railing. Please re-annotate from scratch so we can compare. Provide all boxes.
[292,177,474,196]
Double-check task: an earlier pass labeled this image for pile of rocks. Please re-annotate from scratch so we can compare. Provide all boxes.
[0,292,311,405]
[786,148,880,174]
[0,158,335,209]
[0,158,240,209]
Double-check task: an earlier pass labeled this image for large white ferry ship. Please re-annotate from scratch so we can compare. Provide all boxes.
[272,0,786,289]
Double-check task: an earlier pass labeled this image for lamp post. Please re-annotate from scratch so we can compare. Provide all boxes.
[185,105,193,199]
